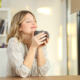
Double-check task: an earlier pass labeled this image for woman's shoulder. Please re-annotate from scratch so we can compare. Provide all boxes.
[9,37,22,43]
[8,37,22,46]
[9,37,18,42]
[7,37,24,50]
[7,37,26,52]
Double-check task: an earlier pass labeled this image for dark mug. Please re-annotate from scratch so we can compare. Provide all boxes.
[34,31,50,42]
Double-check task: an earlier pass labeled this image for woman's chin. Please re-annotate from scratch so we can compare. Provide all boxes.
[31,29,37,32]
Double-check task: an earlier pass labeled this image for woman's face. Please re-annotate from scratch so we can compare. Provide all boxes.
[19,13,37,35]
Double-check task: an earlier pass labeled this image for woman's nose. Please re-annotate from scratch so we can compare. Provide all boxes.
[32,21,36,24]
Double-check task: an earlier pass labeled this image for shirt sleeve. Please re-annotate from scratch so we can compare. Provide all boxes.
[37,45,50,76]
[7,38,31,78]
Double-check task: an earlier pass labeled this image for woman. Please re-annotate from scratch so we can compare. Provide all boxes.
[6,10,50,78]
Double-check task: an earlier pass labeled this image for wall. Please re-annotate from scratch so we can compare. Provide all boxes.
[0,0,67,76]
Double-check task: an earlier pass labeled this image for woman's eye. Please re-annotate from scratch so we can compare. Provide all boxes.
[26,21,31,23]
[26,20,36,23]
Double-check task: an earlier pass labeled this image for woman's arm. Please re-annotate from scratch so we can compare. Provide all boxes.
[37,47,46,66]
[23,46,37,69]
[37,45,50,76]
[7,37,37,78]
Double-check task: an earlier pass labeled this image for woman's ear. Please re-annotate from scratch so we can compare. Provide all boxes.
[19,24,22,31]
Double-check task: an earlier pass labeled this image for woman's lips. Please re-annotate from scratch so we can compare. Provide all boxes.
[31,27,36,28]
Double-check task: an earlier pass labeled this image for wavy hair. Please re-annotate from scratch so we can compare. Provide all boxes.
[6,10,36,44]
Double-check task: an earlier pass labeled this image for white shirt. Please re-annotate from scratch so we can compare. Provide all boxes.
[6,37,50,78]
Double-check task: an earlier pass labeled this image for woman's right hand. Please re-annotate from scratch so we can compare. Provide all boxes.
[31,31,47,48]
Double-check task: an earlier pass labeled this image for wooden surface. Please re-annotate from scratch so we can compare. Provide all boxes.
[0,76,80,80]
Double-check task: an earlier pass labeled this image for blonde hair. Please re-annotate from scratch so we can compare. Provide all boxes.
[6,10,36,44]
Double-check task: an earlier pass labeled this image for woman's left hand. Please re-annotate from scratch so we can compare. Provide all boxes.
[38,30,50,48]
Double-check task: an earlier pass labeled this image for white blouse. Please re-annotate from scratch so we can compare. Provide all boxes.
[6,37,50,78]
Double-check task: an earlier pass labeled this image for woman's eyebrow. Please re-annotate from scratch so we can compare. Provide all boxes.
[24,18,30,21]
[25,18,35,20]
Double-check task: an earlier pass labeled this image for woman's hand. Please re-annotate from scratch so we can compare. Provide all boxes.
[38,35,50,48]
[38,30,50,48]
[31,31,48,48]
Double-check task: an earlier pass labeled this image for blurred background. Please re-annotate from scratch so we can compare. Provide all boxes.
[0,0,79,77]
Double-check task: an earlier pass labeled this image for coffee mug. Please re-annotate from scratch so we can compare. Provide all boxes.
[34,31,50,42]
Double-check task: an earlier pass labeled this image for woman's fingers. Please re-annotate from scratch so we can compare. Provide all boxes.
[38,37,48,45]
[35,32,44,38]
[38,34,47,40]
[46,38,49,43]
[39,37,47,42]
[33,31,49,47]
[44,41,46,45]
[39,41,44,45]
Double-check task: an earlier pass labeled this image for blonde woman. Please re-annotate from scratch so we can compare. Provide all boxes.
[6,10,50,78]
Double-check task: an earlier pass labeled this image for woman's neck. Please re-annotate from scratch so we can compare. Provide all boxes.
[22,33,32,46]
